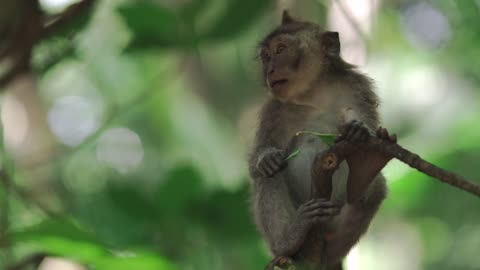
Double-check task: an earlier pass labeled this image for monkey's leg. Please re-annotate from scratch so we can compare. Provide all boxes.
[322,175,386,265]
[254,176,341,257]
[339,122,395,203]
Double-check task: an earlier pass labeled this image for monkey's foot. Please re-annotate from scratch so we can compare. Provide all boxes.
[296,199,342,226]
[345,126,397,203]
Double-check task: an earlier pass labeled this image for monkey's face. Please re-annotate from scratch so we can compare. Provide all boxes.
[260,11,343,103]
[260,34,322,102]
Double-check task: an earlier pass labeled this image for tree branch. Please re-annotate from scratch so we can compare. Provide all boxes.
[0,0,97,90]
[264,129,480,269]
[313,136,480,198]
[42,0,96,38]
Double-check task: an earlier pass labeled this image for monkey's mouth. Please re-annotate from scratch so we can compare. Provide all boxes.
[270,79,288,88]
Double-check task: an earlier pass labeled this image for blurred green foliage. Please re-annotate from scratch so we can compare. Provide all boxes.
[1,0,480,270]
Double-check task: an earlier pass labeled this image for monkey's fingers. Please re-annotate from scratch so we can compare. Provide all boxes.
[273,152,288,168]
[306,207,341,218]
[301,199,339,212]
[302,198,329,207]
[260,161,275,177]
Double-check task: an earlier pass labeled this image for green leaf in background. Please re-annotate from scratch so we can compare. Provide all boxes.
[179,0,210,24]
[295,131,337,146]
[10,218,107,262]
[96,249,177,270]
[117,0,273,51]
[10,218,177,270]
[201,0,273,41]
[117,2,183,50]
[154,164,205,214]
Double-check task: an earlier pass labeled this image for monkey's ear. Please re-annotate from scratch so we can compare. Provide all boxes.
[282,10,295,25]
[322,31,341,56]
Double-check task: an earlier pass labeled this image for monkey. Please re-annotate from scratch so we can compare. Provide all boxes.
[249,11,395,270]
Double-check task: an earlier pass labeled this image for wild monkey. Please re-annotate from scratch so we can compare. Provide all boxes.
[249,11,395,269]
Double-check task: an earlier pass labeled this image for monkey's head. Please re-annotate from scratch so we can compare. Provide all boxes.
[259,11,350,102]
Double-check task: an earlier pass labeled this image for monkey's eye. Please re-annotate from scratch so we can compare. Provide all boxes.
[276,44,286,54]
[261,51,271,63]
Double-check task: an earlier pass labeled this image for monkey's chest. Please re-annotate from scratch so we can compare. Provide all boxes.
[284,117,348,205]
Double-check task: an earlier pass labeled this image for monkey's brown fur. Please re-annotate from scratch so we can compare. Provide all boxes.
[249,12,387,270]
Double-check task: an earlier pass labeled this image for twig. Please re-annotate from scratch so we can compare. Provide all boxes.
[43,0,97,38]
[0,0,97,90]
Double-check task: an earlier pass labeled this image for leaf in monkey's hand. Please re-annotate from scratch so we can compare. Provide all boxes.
[295,131,337,146]
[285,149,301,161]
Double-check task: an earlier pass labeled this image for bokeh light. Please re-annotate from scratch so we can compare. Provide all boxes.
[95,127,144,174]
[401,2,451,50]
[48,95,104,146]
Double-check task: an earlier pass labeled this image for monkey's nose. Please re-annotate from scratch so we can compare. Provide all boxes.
[267,63,275,76]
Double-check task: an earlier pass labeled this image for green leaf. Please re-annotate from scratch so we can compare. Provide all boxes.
[96,249,177,270]
[154,164,205,214]
[295,131,337,146]
[10,218,177,270]
[285,149,301,161]
[10,218,108,262]
[201,0,273,41]
[117,2,184,50]
[179,0,210,23]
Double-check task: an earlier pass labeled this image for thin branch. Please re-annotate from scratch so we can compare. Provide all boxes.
[42,0,97,38]
[0,0,97,91]
[313,136,480,197]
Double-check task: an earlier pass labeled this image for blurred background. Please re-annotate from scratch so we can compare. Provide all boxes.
[0,0,479,269]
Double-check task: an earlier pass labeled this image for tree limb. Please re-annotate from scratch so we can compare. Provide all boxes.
[0,0,97,90]
[265,130,480,269]
[42,0,96,38]
[314,136,480,198]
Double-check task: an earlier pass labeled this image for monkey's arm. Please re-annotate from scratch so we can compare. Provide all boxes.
[250,144,340,256]
[324,175,386,264]
[250,143,312,256]
[252,175,302,256]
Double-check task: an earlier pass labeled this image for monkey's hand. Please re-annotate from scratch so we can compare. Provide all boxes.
[337,120,370,142]
[257,148,287,178]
